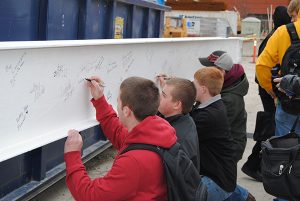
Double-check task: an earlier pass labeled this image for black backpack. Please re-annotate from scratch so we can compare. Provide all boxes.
[280,23,300,115]
[121,143,207,201]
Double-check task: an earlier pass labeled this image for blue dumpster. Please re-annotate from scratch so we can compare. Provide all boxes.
[78,0,111,39]
[78,0,170,39]
[0,0,40,41]
[39,0,80,40]
[0,0,169,41]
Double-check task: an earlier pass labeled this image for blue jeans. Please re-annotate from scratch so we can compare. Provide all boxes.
[275,103,300,136]
[274,103,300,201]
[202,176,249,201]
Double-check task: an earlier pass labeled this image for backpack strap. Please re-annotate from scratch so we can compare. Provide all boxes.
[168,142,180,155]
[121,143,163,156]
[286,23,299,42]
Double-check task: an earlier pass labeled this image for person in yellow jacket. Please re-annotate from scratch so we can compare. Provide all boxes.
[256,1,299,97]
[256,1,300,201]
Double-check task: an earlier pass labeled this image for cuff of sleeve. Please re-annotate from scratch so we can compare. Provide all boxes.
[91,96,106,108]
[265,85,272,93]
[64,151,83,172]
[91,96,114,121]
[259,80,272,92]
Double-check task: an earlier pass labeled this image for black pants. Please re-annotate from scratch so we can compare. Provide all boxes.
[243,85,276,171]
[258,85,276,114]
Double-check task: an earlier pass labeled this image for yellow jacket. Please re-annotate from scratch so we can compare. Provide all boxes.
[256,11,300,92]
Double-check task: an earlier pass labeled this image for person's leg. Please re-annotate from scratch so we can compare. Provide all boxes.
[242,142,262,181]
[241,86,276,182]
[258,85,276,115]
[275,103,300,136]
[225,185,252,201]
[243,141,261,171]
[201,176,232,201]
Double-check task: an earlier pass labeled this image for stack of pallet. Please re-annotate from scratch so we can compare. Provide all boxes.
[166,0,227,11]
[164,17,188,37]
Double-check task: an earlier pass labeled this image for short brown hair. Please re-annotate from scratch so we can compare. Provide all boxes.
[165,78,196,114]
[288,0,300,15]
[194,67,224,96]
[120,77,159,121]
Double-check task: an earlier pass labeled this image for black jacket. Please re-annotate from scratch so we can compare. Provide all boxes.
[190,99,237,192]
[280,75,300,96]
[165,114,200,172]
[221,74,249,162]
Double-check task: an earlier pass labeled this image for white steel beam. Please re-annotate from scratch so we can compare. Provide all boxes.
[0,37,242,162]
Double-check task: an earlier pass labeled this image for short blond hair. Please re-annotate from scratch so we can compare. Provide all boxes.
[288,0,300,15]
[194,67,224,96]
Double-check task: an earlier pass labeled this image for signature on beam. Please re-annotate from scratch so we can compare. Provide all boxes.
[30,83,45,102]
[16,105,29,131]
[5,52,27,87]
[62,82,74,102]
[107,61,118,73]
[122,51,135,73]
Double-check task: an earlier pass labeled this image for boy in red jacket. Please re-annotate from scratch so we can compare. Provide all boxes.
[64,76,177,201]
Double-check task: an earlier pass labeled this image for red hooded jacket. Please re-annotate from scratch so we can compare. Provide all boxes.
[64,96,177,201]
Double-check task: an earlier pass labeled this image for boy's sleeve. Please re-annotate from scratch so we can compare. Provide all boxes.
[64,152,140,201]
[256,29,280,92]
[91,96,128,150]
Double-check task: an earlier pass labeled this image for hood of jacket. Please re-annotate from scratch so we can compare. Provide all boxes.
[273,6,291,29]
[124,115,177,149]
[222,64,249,97]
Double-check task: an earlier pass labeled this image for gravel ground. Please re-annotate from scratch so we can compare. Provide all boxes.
[31,146,117,201]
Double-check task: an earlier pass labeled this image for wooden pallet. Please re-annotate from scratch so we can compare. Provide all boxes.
[166,1,227,11]
[164,17,188,38]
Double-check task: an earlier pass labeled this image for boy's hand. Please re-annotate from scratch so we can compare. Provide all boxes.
[267,89,276,99]
[273,77,295,98]
[273,77,282,84]
[64,129,83,153]
[87,76,104,100]
[156,74,170,88]
[273,77,285,93]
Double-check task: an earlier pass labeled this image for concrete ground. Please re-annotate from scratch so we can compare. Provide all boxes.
[31,56,275,201]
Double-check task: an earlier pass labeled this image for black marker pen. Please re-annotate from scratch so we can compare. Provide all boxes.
[85,78,105,87]
[156,75,171,80]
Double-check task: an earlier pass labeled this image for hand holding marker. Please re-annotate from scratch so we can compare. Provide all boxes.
[156,74,171,80]
[156,74,171,88]
[86,77,105,100]
[85,78,105,87]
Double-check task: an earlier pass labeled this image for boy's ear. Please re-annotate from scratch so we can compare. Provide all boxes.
[174,100,182,110]
[201,85,208,94]
[123,105,131,117]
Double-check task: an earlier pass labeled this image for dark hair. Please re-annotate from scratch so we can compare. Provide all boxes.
[165,78,196,114]
[120,77,159,121]
[273,6,291,29]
